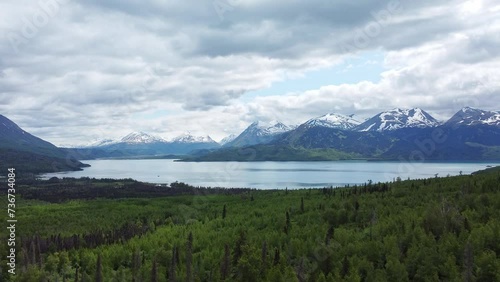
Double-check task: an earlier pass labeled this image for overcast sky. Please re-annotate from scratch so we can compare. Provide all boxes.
[1,0,499,145]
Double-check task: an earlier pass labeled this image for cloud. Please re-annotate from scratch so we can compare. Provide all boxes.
[0,0,498,145]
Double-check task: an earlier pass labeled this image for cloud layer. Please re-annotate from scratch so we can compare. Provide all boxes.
[0,0,499,145]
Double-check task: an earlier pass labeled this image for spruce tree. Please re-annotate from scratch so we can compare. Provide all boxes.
[186,232,193,282]
[325,225,334,246]
[341,256,349,278]
[95,254,103,282]
[169,247,177,282]
[220,244,230,280]
[151,258,158,282]
[273,248,280,266]
[463,241,474,282]
[260,241,268,277]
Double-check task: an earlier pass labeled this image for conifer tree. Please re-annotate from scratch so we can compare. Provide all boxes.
[95,254,103,282]
[186,232,193,282]
[132,249,142,281]
[284,211,291,234]
[325,225,334,246]
[260,241,268,277]
[149,258,157,282]
[341,256,349,278]
[220,244,230,280]
[273,248,280,266]
[233,230,247,266]
[169,247,177,282]
[463,241,474,282]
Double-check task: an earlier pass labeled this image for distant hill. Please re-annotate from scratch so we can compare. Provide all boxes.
[64,132,220,159]
[179,145,360,162]
[0,115,89,173]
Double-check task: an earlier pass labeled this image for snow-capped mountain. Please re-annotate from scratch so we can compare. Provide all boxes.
[225,121,293,147]
[304,113,361,130]
[445,107,500,127]
[87,138,119,147]
[356,108,440,132]
[171,133,216,143]
[219,134,237,145]
[120,132,166,144]
[250,121,293,136]
[71,131,220,156]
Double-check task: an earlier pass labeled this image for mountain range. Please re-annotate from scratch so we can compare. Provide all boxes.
[1,107,499,172]
[64,131,220,159]
[185,107,500,161]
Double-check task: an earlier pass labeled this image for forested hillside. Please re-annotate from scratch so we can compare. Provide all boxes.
[1,168,499,281]
[0,115,89,173]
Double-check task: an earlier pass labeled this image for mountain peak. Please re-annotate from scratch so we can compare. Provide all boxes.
[304,113,361,130]
[446,107,500,127]
[120,132,165,144]
[225,120,292,147]
[171,133,215,143]
[356,108,440,131]
[248,121,292,136]
[461,106,478,111]
[219,134,237,145]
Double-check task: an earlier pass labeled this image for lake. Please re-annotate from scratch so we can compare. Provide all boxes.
[40,160,500,189]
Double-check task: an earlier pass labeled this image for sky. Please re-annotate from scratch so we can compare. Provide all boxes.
[0,0,499,146]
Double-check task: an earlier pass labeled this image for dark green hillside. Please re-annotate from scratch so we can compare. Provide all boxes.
[187,124,500,162]
[1,167,499,281]
[180,144,360,161]
[0,115,88,173]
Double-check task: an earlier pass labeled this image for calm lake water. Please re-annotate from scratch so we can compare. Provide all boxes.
[41,160,499,189]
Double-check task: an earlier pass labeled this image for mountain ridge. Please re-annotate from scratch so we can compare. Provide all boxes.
[224,121,294,148]
[445,107,500,127]
[0,115,89,173]
[355,108,441,132]
[304,113,361,130]
[3,106,499,165]
[183,107,500,161]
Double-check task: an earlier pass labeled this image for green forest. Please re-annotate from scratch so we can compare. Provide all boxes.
[1,167,500,281]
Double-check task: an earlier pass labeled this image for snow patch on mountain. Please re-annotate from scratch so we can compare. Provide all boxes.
[304,113,361,130]
[121,132,165,144]
[89,139,118,147]
[219,134,237,145]
[446,107,500,126]
[357,108,440,132]
[171,133,216,143]
[250,121,292,136]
